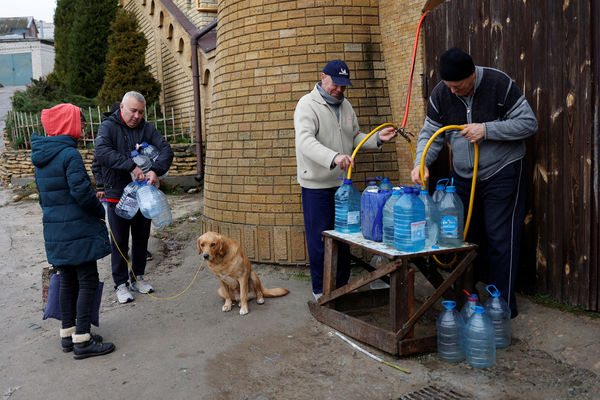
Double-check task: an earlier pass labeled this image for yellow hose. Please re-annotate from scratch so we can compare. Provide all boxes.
[419,125,478,267]
[346,123,396,180]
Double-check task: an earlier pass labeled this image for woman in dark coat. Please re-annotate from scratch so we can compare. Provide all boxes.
[31,103,115,359]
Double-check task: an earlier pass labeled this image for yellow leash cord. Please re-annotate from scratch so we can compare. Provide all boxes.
[102,218,204,300]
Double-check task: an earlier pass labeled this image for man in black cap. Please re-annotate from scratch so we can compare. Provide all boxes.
[294,59,397,300]
[410,47,538,318]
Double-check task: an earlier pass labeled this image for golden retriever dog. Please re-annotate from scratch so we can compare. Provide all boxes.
[197,232,289,315]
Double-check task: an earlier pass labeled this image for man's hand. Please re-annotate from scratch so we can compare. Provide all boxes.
[96,191,105,201]
[334,154,355,172]
[378,127,397,142]
[132,166,145,181]
[461,123,485,143]
[410,165,429,186]
[145,170,159,186]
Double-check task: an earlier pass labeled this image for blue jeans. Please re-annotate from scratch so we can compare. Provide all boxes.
[301,187,351,294]
[106,202,151,288]
[452,159,525,314]
[58,261,99,334]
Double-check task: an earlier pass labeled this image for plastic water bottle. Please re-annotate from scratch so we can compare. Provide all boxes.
[152,189,172,227]
[460,293,482,323]
[464,306,496,368]
[382,187,403,246]
[438,180,464,247]
[484,284,511,348]
[432,178,449,203]
[101,198,110,238]
[115,181,140,219]
[361,179,380,240]
[378,176,393,191]
[334,179,361,233]
[393,187,426,252]
[436,300,465,362]
[136,181,163,219]
[138,142,160,161]
[131,150,152,173]
[418,186,439,248]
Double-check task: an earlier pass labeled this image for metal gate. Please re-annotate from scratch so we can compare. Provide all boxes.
[0,53,33,86]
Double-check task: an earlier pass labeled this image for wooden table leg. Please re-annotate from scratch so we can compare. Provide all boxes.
[390,260,414,339]
[322,236,337,307]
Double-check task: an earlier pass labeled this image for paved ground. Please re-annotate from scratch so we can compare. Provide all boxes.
[0,85,26,153]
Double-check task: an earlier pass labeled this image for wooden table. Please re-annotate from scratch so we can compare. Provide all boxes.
[308,230,477,356]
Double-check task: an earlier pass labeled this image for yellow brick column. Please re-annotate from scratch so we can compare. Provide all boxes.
[202,0,400,264]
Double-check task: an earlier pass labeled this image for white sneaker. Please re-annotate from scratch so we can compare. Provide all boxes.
[313,292,322,301]
[130,276,154,294]
[116,283,134,303]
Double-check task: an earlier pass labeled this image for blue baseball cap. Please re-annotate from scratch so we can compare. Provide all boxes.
[322,59,352,86]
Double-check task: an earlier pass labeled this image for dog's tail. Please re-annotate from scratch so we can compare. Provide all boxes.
[262,287,290,298]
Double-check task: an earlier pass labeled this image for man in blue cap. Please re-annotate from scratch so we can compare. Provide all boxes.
[410,47,538,318]
[294,59,397,300]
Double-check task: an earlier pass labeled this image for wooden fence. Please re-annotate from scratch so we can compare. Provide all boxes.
[6,105,196,149]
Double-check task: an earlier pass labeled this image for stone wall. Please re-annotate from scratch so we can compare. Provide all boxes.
[0,142,197,186]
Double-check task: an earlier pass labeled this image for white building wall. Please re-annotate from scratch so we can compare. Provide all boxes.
[0,39,54,79]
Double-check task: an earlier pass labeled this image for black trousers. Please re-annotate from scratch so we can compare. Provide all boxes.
[452,159,525,314]
[106,202,151,288]
[58,261,99,334]
[301,187,351,294]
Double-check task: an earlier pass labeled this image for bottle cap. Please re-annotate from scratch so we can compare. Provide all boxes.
[471,305,485,314]
[445,185,456,193]
[442,300,456,310]
[130,150,139,157]
[435,178,449,190]
[343,179,352,184]
[468,294,479,302]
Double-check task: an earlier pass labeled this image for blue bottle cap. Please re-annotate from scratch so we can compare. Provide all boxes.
[471,305,485,314]
[130,150,139,157]
[442,300,456,310]
[467,293,479,301]
[343,179,353,184]
[435,178,449,190]
[486,284,500,297]
[445,185,456,193]
[141,142,149,148]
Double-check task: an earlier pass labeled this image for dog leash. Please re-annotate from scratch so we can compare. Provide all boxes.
[102,218,204,301]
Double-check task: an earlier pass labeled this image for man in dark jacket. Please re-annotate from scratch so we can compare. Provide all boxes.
[411,47,538,318]
[32,103,115,359]
[95,91,173,303]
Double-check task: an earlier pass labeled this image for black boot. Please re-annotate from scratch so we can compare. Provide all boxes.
[72,333,115,359]
[61,327,104,352]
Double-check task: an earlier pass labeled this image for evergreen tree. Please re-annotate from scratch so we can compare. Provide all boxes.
[53,0,75,85]
[98,9,161,106]
[65,0,118,97]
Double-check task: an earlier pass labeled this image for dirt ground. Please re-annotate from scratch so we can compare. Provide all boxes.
[1,185,599,400]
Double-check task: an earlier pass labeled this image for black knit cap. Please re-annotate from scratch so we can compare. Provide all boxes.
[439,47,475,81]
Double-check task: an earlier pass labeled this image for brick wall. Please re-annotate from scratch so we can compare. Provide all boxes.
[202,0,407,264]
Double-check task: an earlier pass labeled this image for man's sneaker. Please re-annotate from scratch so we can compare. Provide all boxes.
[130,276,154,294]
[115,283,134,303]
[313,292,322,301]
[146,250,153,261]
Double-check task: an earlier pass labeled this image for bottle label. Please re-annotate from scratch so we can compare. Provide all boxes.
[441,216,458,238]
[347,211,360,225]
[122,197,137,211]
[411,220,425,241]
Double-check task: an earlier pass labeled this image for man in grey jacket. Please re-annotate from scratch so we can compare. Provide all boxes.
[411,47,538,318]
[294,59,397,300]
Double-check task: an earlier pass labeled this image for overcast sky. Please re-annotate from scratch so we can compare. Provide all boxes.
[1,0,56,22]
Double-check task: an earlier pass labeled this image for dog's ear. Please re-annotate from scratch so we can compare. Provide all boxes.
[215,235,226,258]
[197,236,203,254]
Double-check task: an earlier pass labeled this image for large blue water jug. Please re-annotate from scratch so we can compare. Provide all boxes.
[136,181,162,219]
[115,181,140,219]
[152,189,172,227]
[382,187,403,246]
[460,293,482,323]
[432,178,449,203]
[438,181,464,247]
[436,300,465,362]
[138,141,160,161]
[335,179,361,233]
[464,306,496,368]
[418,187,439,248]
[393,187,426,252]
[361,180,392,241]
[130,150,152,173]
[484,284,511,348]
[378,176,394,191]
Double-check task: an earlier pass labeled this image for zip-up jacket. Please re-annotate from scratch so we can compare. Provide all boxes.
[294,84,380,188]
[414,66,538,180]
[94,111,174,199]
